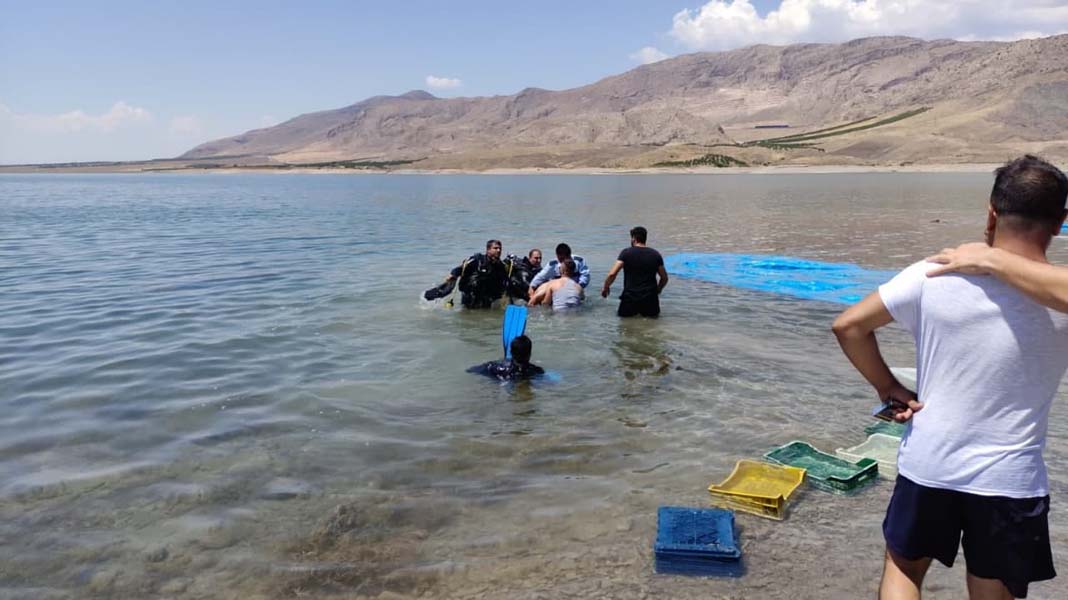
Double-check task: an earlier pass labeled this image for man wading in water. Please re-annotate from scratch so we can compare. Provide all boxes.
[601,226,668,317]
[833,155,1068,599]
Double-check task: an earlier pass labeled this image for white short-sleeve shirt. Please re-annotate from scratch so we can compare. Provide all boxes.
[879,260,1068,497]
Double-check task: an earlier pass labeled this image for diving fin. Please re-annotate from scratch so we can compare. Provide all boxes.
[424,279,456,301]
[502,305,528,358]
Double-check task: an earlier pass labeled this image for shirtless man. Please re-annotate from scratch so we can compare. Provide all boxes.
[529,259,584,310]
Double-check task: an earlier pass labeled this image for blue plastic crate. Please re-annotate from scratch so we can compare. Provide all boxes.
[654,506,744,576]
[655,555,745,577]
[654,506,741,559]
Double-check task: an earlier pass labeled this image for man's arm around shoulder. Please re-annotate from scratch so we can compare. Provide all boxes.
[928,243,1068,312]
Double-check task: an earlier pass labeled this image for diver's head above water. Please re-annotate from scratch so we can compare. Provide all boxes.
[485,239,503,261]
[528,248,542,271]
[510,335,533,366]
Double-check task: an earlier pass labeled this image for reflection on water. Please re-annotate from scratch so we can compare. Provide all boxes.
[1,172,1066,599]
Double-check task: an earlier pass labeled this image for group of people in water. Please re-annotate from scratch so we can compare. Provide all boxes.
[425,226,669,383]
[424,226,668,316]
[433,156,1068,599]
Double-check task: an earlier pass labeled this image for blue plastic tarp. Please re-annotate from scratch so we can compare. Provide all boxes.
[664,253,898,305]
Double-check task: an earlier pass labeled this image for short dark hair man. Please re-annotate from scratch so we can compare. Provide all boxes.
[466,335,545,381]
[601,226,668,317]
[504,249,543,302]
[426,239,509,308]
[526,248,542,271]
[832,156,1068,599]
[528,243,590,297]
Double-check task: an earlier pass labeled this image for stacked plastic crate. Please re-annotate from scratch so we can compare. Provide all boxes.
[653,506,744,577]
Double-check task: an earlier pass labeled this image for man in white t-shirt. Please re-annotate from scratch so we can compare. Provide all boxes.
[832,155,1068,600]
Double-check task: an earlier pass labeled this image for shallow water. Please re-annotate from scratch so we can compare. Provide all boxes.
[1,172,1066,599]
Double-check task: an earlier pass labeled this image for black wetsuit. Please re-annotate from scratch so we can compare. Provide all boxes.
[451,253,509,308]
[467,360,545,381]
[504,255,539,302]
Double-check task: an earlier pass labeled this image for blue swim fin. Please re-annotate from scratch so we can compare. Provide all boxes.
[502,305,528,359]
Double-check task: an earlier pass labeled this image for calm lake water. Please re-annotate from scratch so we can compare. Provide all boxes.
[1,172,1066,599]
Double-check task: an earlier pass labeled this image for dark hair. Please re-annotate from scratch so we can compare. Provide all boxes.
[555,243,572,258]
[990,155,1068,228]
[486,239,502,250]
[630,226,648,244]
[528,248,542,259]
[561,258,576,276]
[510,335,532,364]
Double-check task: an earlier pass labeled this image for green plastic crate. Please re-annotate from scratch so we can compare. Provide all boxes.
[764,441,878,495]
[864,420,907,438]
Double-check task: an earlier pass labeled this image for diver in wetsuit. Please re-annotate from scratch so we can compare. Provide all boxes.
[503,248,543,303]
[425,239,510,308]
[467,335,545,381]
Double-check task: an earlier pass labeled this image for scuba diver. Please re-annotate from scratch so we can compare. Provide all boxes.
[503,248,543,302]
[467,335,544,381]
[424,239,510,308]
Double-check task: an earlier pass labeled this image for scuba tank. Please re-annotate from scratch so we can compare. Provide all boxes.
[503,254,532,301]
[458,254,508,308]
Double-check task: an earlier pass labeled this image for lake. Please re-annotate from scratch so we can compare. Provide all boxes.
[1,172,1065,599]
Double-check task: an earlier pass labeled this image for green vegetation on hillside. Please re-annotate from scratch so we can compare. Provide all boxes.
[751,108,931,145]
[653,154,748,168]
[647,107,930,168]
[301,159,420,169]
[168,158,422,171]
[749,141,825,152]
[754,116,877,144]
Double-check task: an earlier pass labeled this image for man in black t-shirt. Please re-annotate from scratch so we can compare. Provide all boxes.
[600,226,668,317]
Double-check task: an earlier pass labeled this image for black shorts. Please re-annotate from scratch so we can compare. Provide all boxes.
[618,296,659,318]
[883,475,1055,598]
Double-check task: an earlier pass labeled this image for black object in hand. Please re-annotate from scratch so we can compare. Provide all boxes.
[424,279,456,301]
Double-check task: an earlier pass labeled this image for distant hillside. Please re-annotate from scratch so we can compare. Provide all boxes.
[181,35,1068,169]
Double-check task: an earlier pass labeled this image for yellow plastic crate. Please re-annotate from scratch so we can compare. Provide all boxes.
[707,459,807,520]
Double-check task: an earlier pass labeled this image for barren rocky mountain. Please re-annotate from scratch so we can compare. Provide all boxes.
[181,35,1068,169]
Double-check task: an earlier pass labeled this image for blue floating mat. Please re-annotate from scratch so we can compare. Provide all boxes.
[654,506,744,577]
[665,253,897,305]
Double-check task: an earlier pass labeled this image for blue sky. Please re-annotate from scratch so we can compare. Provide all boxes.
[2,1,1066,164]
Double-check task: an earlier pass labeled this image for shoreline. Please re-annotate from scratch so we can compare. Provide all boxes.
[0,163,1003,176]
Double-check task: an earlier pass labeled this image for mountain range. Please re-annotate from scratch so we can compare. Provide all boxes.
[181,35,1068,169]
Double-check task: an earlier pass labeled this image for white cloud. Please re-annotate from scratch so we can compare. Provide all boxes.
[168,115,204,137]
[630,46,671,64]
[0,100,203,164]
[670,0,1068,51]
[6,101,153,134]
[425,75,462,89]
